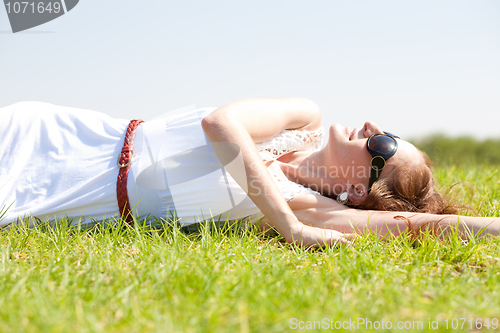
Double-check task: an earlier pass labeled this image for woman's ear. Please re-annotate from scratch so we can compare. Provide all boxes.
[347,184,368,204]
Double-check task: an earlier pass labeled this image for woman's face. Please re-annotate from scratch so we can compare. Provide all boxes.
[325,121,421,195]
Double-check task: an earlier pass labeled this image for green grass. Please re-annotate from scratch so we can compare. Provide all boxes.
[412,135,500,166]
[1,164,500,332]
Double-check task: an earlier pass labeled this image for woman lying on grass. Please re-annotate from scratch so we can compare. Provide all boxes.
[1,98,498,247]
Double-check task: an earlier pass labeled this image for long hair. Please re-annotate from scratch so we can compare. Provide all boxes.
[347,150,458,214]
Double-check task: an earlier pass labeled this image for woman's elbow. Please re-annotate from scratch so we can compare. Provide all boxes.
[201,113,222,135]
[201,114,213,131]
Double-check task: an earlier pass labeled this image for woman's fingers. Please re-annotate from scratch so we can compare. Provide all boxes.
[291,224,359,248]
[330,234,355,247]
[343,232,361,241]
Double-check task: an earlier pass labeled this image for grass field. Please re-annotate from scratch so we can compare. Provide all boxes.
[1,162,499,332]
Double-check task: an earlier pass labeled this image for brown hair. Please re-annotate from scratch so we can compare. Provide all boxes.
[348,150,458,214]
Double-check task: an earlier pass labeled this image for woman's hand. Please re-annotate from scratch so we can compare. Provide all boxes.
[258,214,356,247]
[287,222,357,248]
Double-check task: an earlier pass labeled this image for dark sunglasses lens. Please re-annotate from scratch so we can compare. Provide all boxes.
[368,135,396,155]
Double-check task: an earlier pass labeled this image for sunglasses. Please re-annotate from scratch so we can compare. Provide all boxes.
[367,131,400,191]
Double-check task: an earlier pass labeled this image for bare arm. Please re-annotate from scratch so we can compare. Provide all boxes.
[287,193,500,239]
[202,97,355,246]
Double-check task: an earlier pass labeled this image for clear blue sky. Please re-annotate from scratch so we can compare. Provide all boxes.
[1,0,499,139]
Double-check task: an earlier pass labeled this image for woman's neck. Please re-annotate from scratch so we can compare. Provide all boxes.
[278,150,340,194]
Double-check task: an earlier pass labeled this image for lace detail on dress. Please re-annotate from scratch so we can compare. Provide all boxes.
[255,127,324,201]
[256,127,324,161]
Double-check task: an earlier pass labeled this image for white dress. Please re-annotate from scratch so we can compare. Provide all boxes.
[0,102,323,227]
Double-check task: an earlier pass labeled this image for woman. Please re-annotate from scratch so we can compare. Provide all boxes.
[1,98,498,247]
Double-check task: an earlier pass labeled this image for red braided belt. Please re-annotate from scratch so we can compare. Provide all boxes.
[117,119,144,224]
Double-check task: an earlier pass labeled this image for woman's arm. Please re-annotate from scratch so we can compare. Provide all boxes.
[287,193,500,239]
[204,97,322,142]
[202,97,355,247]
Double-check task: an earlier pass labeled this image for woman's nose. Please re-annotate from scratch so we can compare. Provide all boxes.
[363,121,384,138]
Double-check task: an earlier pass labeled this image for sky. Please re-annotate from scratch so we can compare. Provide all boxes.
[1,0,499,140]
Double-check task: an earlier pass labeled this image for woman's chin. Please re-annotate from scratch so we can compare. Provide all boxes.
[328,123,349,142]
